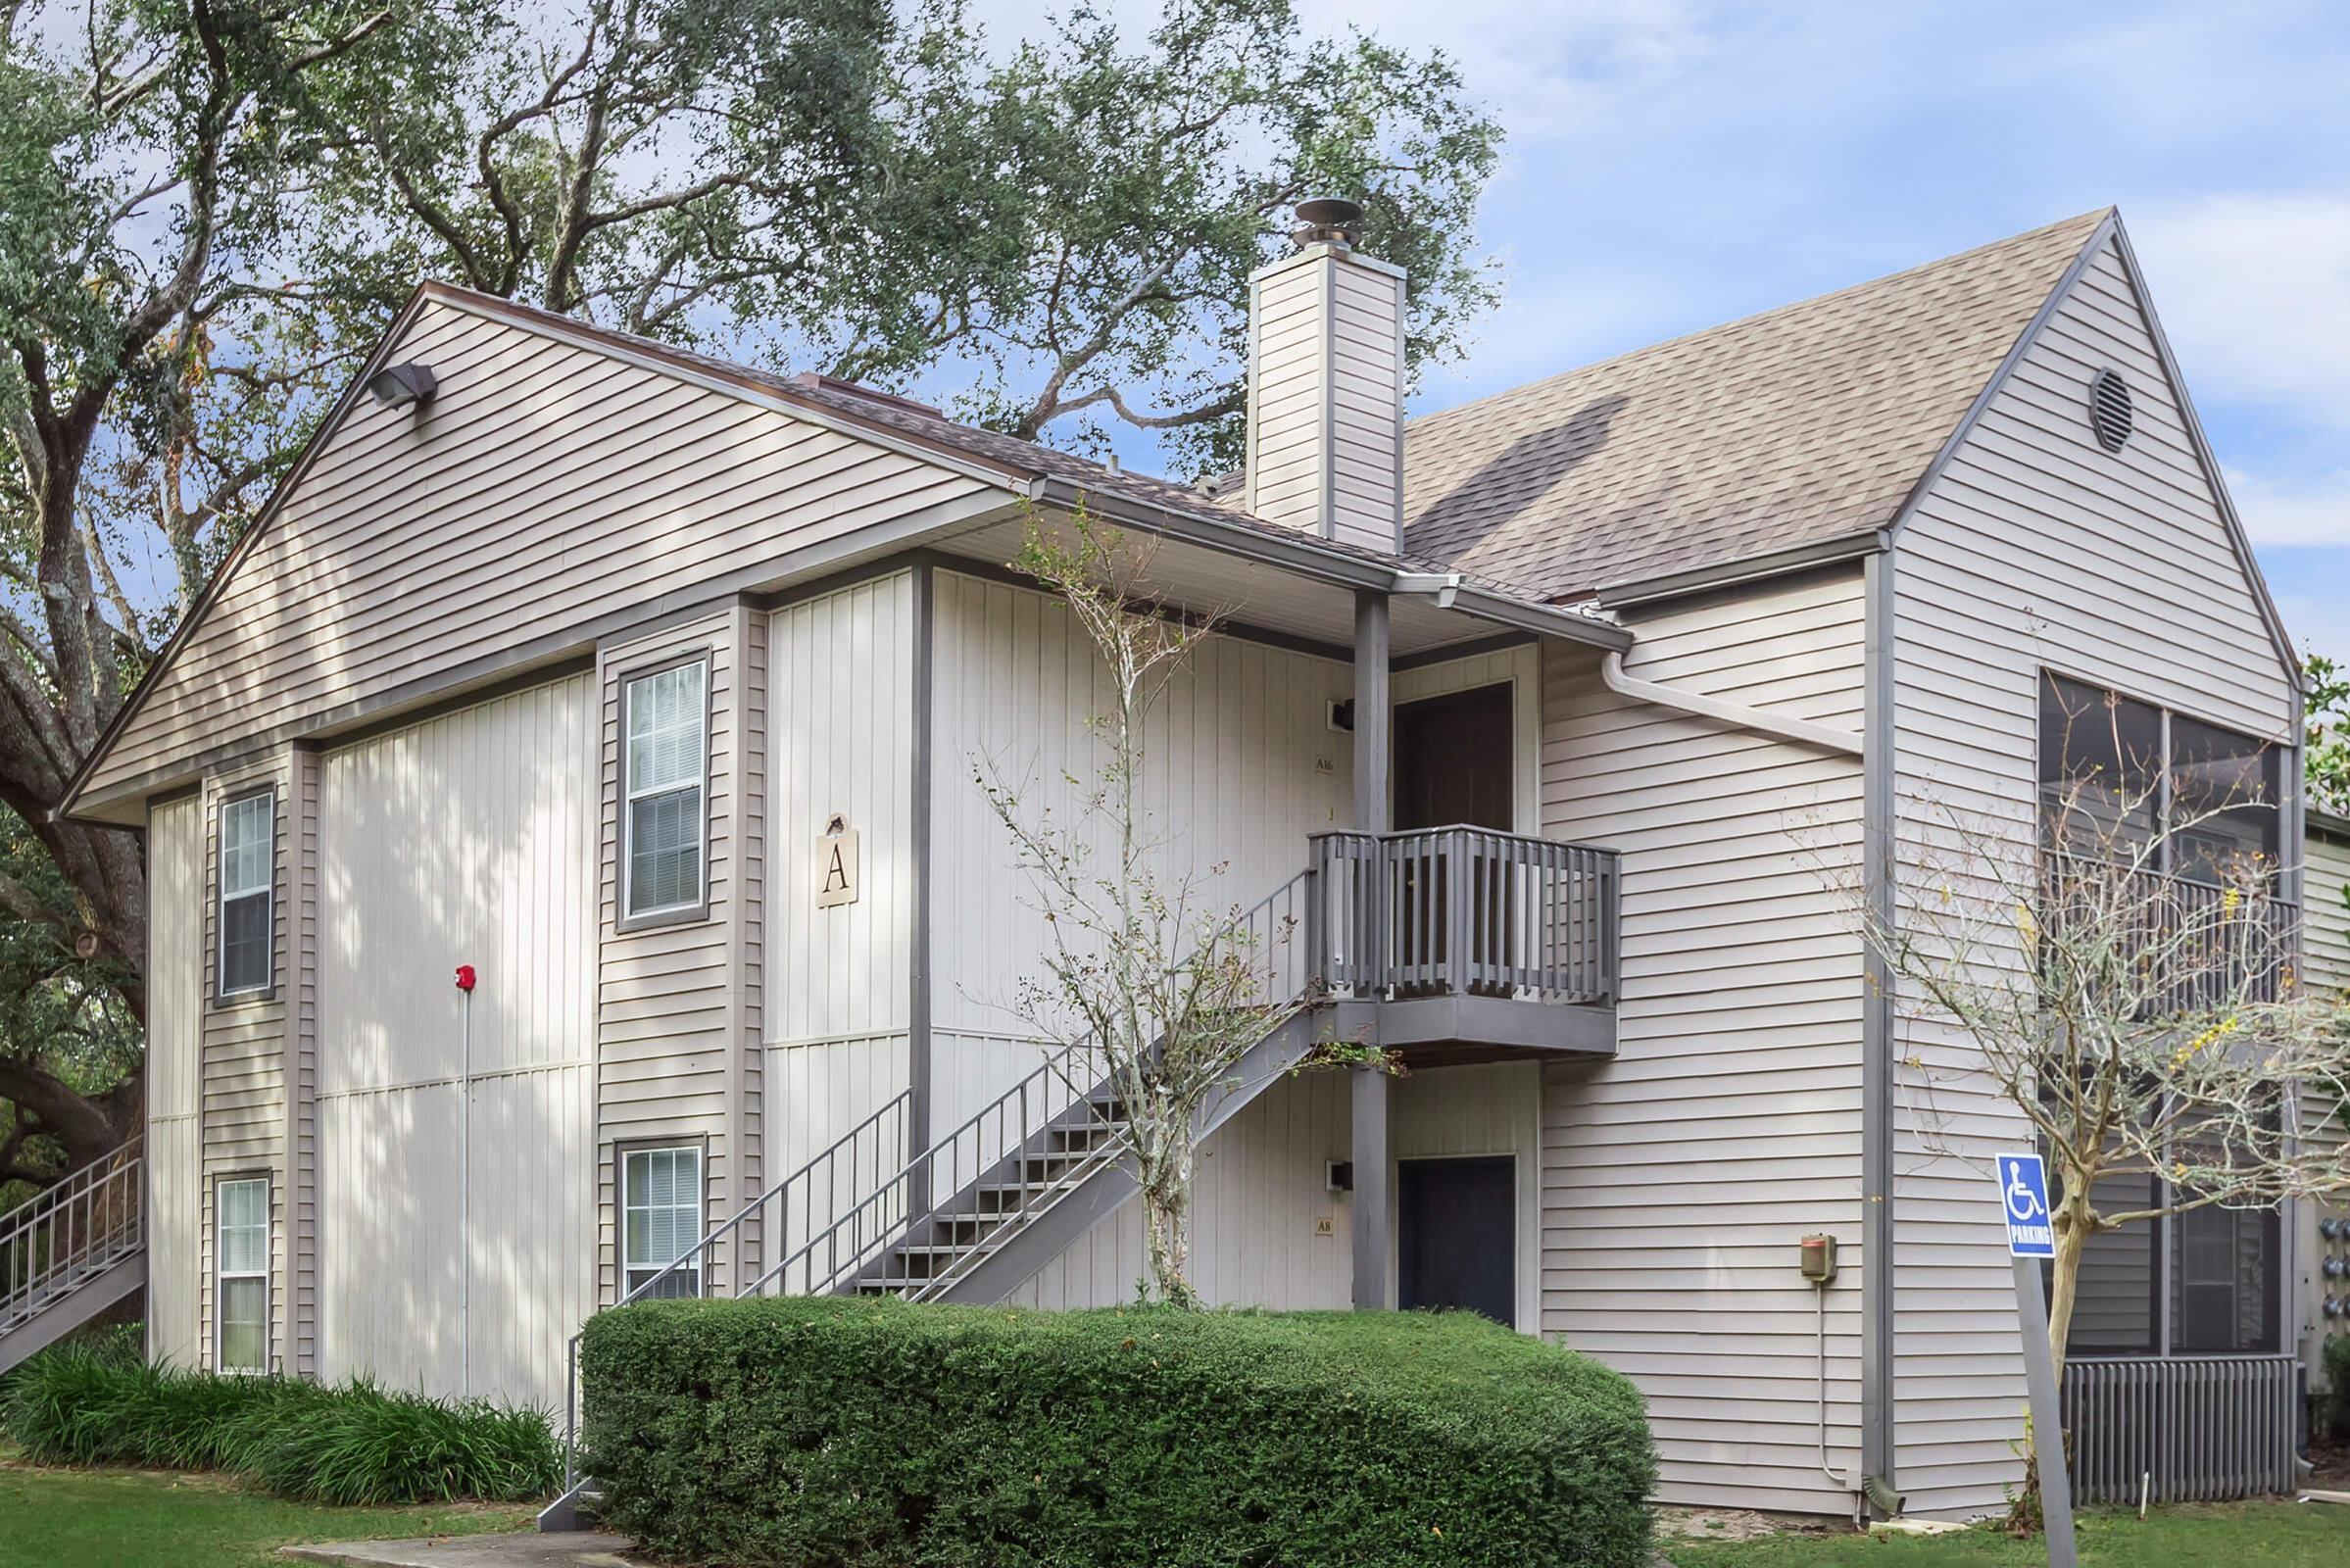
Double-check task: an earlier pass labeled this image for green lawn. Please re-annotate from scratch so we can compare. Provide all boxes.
[0,1461,536,1568]
[1666,1503,2350,1568]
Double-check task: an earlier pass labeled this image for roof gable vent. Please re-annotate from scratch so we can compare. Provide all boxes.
[2089,368,2133,453]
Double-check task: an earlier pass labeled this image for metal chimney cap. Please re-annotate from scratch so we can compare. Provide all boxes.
[1293,197,1363,250]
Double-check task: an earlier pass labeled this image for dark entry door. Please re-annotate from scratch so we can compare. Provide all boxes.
[1395,683,1513,831]
[1394,684,1517,989]
[1397,1156,1515,1325]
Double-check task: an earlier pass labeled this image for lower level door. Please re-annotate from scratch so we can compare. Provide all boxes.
[1397,1155,1515,1326]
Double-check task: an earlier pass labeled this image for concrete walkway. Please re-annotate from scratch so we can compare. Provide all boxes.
[278,1533,638,1567]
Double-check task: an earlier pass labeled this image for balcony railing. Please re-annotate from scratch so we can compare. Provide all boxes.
[2041,853,2298,1011]
[1309,826,1618,1006]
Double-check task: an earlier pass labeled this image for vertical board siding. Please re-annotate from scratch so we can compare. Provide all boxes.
[1393,1062,1546,1333]
[1008,1071,1352,1310]
[758,575,916,1228]
[927,569,1351,1131]
[597,615,738,1298]
[200,755,293,1370]
[766,575,914,1044]
[146,796,204,1367]
[87,296,993,804]
[316,673,596,1409]
[1392,644,1542,833]
[1538,568,1868,1515]
[1888,234,2299,1518]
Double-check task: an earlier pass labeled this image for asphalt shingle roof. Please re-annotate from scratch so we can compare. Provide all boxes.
[1398,210,2109,600]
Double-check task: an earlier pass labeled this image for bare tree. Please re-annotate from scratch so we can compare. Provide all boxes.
[974,511,1311,1305]
[1843,690,2350,1512]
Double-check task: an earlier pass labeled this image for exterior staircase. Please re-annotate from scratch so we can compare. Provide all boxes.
[542,873,1324,1530]
[0,1137,146,1376]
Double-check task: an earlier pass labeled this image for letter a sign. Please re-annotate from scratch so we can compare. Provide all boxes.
[1995,1152,2055,1258]
[816,813,859,908]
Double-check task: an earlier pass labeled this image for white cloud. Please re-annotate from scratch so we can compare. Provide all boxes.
[2223,466,2350,548]
[2131,195,2350,431]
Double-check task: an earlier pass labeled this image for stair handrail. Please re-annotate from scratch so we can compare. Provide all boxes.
[557,1088,910,1490]
[0,1134,144,1330]
[759,868,1316,1302]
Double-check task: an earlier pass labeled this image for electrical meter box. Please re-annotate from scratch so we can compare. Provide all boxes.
[1799,1233,1838,1283]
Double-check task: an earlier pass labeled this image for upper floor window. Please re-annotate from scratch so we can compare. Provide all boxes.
[2037,674,2278,883]
[622,660,708,921]
[218,790,274,997]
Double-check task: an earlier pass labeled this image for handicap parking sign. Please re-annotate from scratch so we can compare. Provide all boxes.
[1994,1152,2055,1258]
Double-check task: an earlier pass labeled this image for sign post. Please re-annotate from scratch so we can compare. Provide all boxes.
[1995,1152,2077,1568]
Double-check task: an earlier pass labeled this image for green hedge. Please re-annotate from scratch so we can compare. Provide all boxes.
[581,1297,1656,1568]
[1,1341,561,1504]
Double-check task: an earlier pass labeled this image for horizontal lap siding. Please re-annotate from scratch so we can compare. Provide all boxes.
[1245,251,1402,553]
[1889,235,2298,1518]
[598,616,742,1298]
[88,298,990,803]
[147,797,204,1368]
[1539,570,1867,1515]
[316,674,596,1408]
[200,756,294,1371]
[2307,833,2349,993]
[2306,832,2348,1386]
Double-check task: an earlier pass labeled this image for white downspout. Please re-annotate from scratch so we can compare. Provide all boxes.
[1602,651,1863,757]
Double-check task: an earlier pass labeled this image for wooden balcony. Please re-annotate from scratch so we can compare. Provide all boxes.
[1308,826,1619,1061]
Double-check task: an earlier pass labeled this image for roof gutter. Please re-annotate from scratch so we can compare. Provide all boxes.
[1602,651,1862,755]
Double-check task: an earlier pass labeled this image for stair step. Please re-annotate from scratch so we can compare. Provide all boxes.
[925,1212,1013,1244]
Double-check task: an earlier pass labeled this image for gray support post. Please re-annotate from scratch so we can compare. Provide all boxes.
[1351,588,1392,1310]
[1353,590,1391,833]
[909,560,936,1158]
[2012,1257,2079,1567]
[1860,551,1898,1503]
[1352,1065,1393,1310]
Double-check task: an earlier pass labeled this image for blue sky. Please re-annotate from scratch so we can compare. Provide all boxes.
[972,0,2349,661]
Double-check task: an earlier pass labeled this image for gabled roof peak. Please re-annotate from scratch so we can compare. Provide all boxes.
[1401,209,2114,602]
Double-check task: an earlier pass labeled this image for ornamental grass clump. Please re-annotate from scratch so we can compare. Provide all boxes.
[1,1341,560,1503]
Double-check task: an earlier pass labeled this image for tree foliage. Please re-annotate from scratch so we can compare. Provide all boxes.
[2310,651,2349,822]
[0,0,1502,1179]
[1,0,435,1172]
[305,0,1499,471]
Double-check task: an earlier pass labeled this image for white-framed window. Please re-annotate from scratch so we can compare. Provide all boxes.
[215,1175,270,1373]
[218,790,274,997]
[620,1144,704,1298]
[621,660,708,922]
